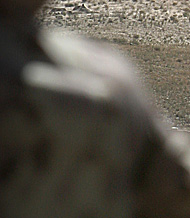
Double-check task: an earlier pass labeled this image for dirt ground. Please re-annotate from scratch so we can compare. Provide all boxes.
[37,0,190,131]
[112,42,190,130]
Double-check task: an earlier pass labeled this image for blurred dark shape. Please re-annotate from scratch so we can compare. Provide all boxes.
[0,1,190,218]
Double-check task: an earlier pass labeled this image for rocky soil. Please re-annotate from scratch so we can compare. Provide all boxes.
[37,0,190,45]
[36,0,190,131]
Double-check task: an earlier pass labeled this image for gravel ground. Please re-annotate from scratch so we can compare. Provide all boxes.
[37,0,190,45]
[36,0,190,131]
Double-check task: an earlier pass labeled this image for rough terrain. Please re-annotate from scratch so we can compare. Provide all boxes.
[36,0,190,130]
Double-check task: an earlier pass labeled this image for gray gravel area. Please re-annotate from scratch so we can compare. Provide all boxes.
[37,0,190,45]
[36,0,190,131]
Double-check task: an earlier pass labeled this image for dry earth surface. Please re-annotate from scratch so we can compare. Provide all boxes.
[36,0,190,131]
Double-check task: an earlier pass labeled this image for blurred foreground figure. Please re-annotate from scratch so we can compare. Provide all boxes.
[0,1,190,218]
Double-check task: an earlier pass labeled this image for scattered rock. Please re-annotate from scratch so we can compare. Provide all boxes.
[36,0,190,45]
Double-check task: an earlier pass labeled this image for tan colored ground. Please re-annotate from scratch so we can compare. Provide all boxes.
[112,42,190,130]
